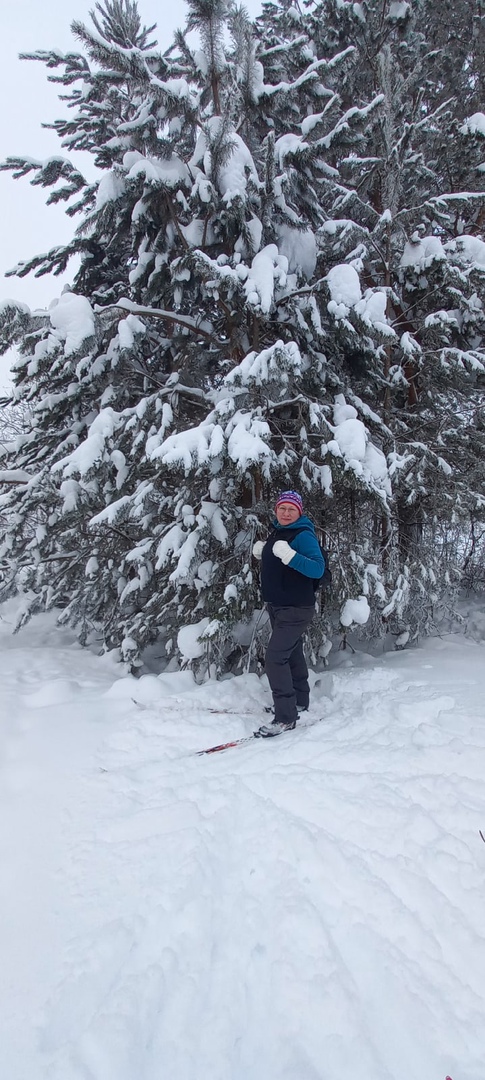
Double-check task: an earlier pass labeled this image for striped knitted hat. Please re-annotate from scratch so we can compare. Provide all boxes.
[275,490,303,515]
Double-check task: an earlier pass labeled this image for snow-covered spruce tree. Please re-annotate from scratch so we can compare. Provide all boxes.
[3,0,475,666]
[282,0,485,639]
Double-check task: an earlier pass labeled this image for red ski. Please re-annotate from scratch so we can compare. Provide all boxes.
[196,734,256,755]
[196,715,324,755]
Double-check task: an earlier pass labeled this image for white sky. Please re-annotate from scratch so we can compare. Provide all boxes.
[0,0,262,315]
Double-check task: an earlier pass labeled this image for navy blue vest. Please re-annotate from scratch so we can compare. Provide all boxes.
[260,525,316,607]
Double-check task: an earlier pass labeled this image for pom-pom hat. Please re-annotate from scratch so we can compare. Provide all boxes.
[275,490,303,515]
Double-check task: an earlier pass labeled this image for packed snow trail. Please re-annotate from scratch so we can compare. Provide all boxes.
[1,603,485,1080]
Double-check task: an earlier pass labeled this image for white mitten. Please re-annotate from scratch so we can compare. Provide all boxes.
[252,540,265,560]
[273,540,296,565]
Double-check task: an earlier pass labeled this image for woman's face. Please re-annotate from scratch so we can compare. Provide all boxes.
[275,502,301,526]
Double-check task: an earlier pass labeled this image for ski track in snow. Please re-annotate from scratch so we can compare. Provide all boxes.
[1,607,485,1079]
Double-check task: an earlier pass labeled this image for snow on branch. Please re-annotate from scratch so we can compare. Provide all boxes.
[52,408,120,478]
[150,418,225,472]
[49,293,96,356]
[0,299,32,356]
[0,156,87,205]
[0,469,31,485]
[224,341,303,393]
[312,95,385,150]
[97,298,222,344]
[258,56,342,98]
[258,35,308,59]
[326,265,395,337]
[150,402,275,477]
[6,239,83,280]
[460,113,485,137]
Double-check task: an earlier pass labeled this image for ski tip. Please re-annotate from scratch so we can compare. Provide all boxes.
[197,740,240,755]
[196,735,255,755]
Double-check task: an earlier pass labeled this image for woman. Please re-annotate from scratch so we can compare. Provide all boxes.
[252,490,324,737]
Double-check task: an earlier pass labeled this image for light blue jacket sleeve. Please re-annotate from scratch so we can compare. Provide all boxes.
[289,530,325,579]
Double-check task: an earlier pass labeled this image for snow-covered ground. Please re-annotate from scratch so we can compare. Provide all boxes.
[1,600,484,1080]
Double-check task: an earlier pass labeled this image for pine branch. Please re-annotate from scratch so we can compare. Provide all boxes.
[97,299,225,346]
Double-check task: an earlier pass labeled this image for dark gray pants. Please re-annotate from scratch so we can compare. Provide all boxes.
[265,604,315,724]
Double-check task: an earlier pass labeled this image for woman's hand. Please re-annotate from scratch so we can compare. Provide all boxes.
[272,540,296,565]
